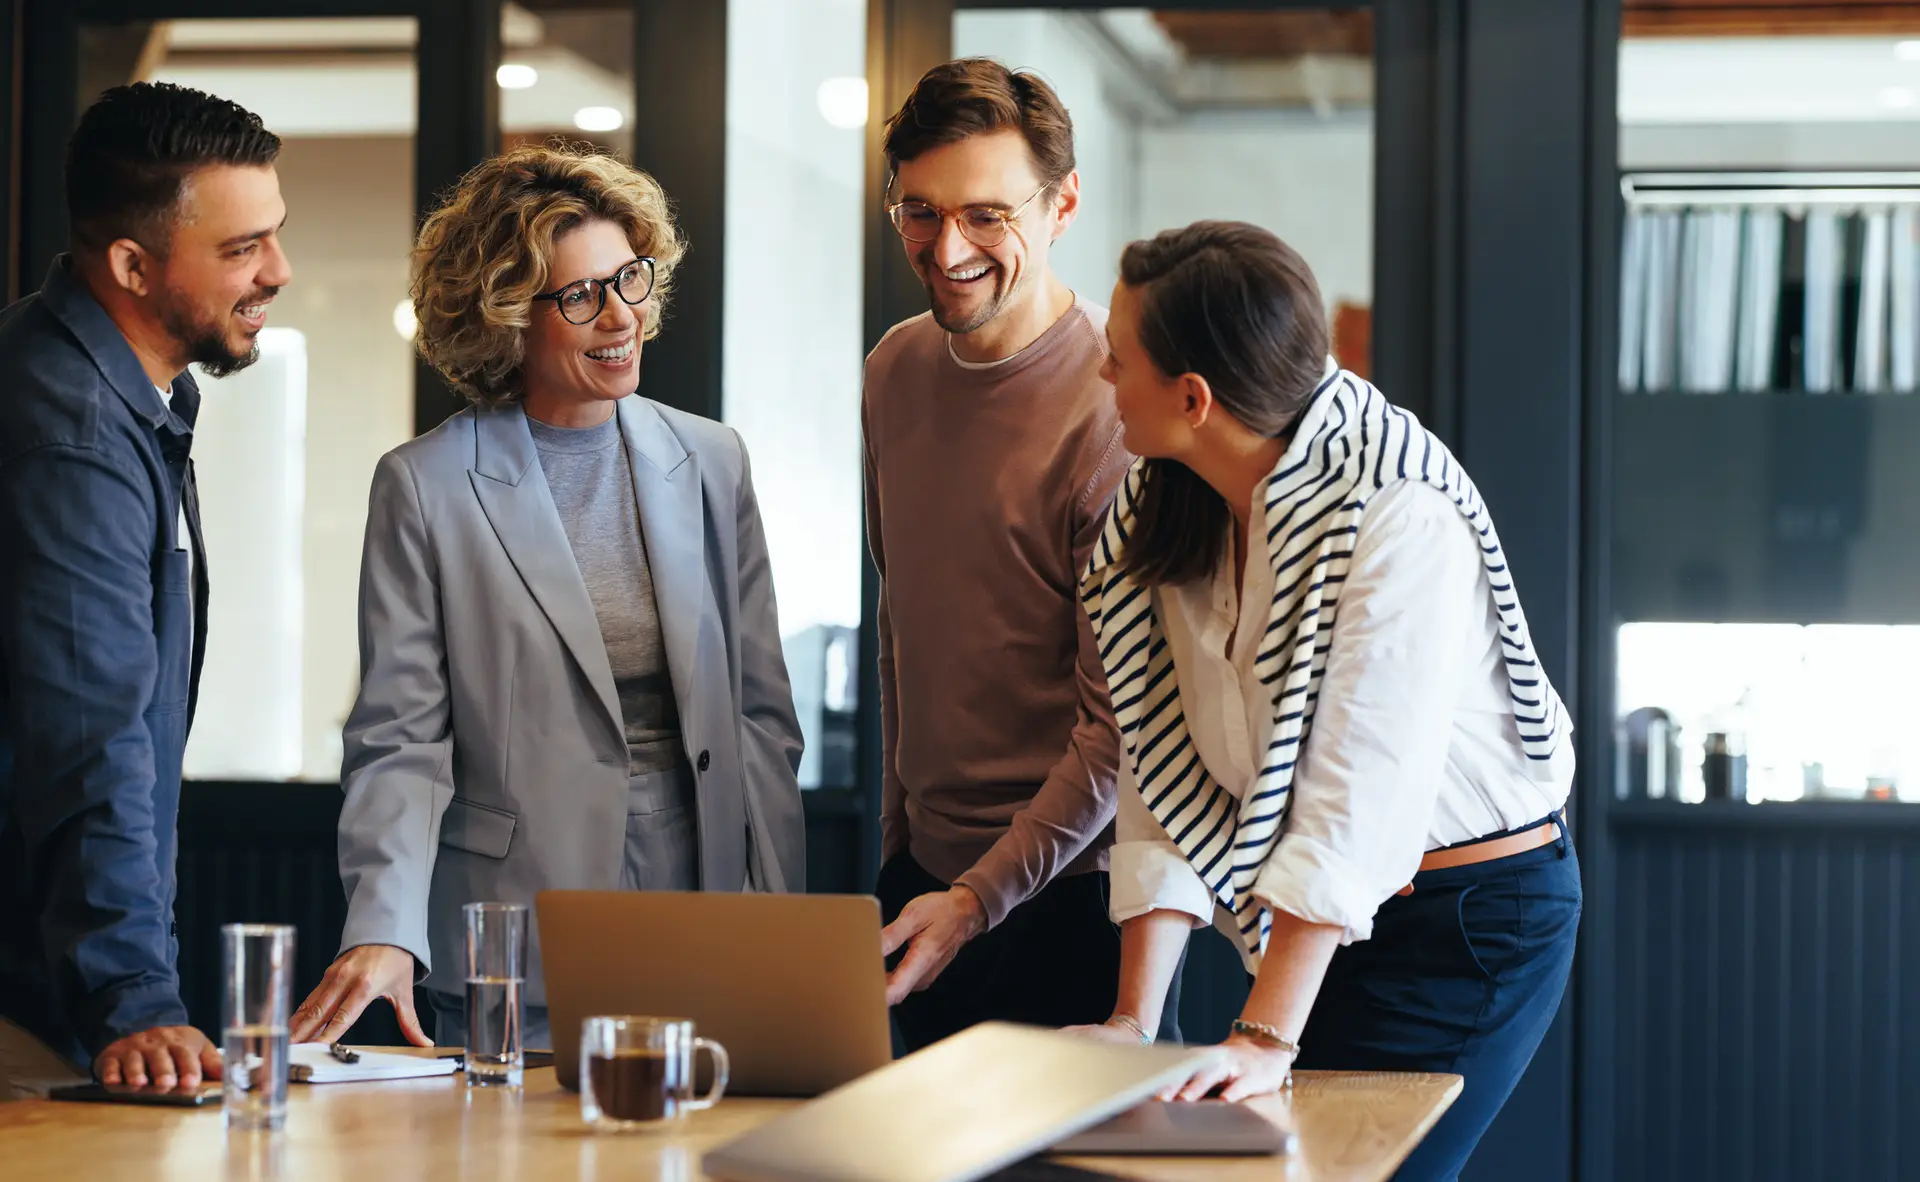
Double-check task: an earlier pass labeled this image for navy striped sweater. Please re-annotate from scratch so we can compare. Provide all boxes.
[1079,366,1572,966]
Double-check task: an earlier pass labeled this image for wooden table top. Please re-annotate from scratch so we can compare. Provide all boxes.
[0,1059,1460,1182]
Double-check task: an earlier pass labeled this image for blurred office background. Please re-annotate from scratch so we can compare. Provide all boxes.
[4,2,1919,1178]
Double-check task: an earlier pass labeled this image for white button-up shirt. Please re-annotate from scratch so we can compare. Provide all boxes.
[157,383,194,632]
[1108,478,1574,966]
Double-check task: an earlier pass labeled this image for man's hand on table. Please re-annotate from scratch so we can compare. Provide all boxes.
[291,944,432,1046]
[95,1025,222,1088]
[880,885,987,1006]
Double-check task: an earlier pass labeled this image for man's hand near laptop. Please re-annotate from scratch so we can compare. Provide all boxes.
[290,944,433,1046]
[879,884,988,1006]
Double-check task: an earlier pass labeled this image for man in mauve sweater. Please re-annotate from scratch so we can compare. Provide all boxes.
[865,58,1158,1052]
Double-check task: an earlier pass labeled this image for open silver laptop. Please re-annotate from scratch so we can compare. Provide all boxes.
[536,890,892,1097]
[702,1022,1215,1182]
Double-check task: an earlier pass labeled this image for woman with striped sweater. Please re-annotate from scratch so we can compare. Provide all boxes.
[1069,221,1580,1181]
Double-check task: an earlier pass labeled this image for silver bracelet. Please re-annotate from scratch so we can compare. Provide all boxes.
[1107,1013,1154,1045]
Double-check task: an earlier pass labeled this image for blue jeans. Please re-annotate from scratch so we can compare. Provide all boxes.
[1292,826,1582,1182]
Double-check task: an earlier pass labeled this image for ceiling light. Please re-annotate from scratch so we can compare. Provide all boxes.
[816,76,869,130]
[1897,41,1920,62]
[495,63,538,90]
[1880,86,1917,109]
[574,106,624,132]
[392,298,417,341]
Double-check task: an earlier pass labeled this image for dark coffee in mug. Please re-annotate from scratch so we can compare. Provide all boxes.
[586,1049,677,1121]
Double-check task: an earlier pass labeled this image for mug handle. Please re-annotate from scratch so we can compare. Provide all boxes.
[687,1038,729,1111]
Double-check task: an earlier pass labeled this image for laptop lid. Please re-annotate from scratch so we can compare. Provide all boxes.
[701,1022,1215,1182]
[535,890,892,1097]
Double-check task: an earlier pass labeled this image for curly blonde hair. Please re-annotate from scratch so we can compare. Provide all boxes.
[411,143,684,408]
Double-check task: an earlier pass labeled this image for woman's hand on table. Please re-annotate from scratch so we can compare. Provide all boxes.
[1061,1014,1155,1046]
[1158,1033,1295,1103]
[290,944,431,1046]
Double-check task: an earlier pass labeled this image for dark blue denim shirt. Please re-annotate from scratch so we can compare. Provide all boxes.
[0,258,207,1063]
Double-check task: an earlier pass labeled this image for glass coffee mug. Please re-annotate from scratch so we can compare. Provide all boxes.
[580,1016,729,1131]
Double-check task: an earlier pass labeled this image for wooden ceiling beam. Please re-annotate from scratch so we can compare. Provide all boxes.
[1623,1,1920,37]
[1151,11,1372,61]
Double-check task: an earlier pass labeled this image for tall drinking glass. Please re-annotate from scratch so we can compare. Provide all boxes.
[463,902,528,1086]
[222,923,295,1131]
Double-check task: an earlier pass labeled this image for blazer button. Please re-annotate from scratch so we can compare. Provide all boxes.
[697,750,711,772]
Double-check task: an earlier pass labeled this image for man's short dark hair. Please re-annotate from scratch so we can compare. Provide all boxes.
[882,58,1075,192]
[65,82,281,256]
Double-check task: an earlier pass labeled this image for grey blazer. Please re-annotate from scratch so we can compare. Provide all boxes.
[335,396,806,1003]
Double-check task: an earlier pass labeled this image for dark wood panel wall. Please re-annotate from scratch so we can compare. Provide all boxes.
[1608,808,1920,1182]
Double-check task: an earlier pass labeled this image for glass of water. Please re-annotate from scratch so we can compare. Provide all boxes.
[463,902,528,1087]
[221,923,295,1131]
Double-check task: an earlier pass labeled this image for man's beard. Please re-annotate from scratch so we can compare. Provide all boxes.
[156,284,269,378]
[921,257,1014,336]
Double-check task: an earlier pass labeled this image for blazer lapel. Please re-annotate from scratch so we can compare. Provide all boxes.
[467,405,623,739]
[615,398,705,719]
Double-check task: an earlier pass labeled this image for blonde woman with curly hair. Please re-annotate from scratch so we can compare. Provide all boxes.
[290,145,805,1050]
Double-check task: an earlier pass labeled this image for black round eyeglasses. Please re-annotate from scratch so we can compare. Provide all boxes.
[533,256,656,325]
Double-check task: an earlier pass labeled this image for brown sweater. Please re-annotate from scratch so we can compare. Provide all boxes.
[862,300,1130,929]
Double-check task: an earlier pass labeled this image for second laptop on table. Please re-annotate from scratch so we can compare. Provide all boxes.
[537,890,893,1097]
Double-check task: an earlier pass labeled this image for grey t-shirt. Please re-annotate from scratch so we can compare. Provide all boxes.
[529,413,685,775]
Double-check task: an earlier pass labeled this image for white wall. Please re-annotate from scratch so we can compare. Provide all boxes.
[1136,111,1375,314]
[1622,122,1920,170]
[1617,35,1920,168]
[1620,36,1920,126]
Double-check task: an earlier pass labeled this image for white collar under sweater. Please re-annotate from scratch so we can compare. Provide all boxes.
[1079,363,1573,966]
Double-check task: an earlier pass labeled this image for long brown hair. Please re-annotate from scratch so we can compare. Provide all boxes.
[1116,221,1331,587]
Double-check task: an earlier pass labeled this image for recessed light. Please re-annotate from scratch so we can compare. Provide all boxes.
[816,76,869,129]
[392,298,417,341]
[1880,86,1917,109]
[574,106,624,133]
[496,63,538,90]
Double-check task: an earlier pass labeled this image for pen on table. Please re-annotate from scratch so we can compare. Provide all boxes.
[288,1043,359,1081]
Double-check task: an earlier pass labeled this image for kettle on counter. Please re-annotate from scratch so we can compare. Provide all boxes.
[1617,706,1682,801]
